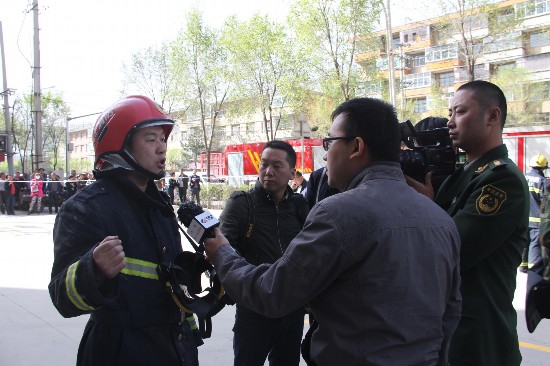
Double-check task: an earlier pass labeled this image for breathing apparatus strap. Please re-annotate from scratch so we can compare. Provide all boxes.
[160,226,228,339]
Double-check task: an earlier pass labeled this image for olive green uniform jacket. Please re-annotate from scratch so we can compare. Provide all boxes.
[435,144,529,366]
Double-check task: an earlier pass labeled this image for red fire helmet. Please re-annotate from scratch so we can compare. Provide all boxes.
[93,95,174,170]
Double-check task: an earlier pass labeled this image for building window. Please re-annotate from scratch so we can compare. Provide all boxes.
[231,124,240,136]
[517,0,550,17]
[403,72,431,89]
[414,98,428,113]
[392,35,400,49]
[246,122,255,134]
[530,31,550,47]
[494,62,516,72]
[438,72,455,87]
[401,26,428,43]
[445,92,455,107]
[523,53,550,71]
[272,96,285,108]
[412,54,426,67]
[277,116,293,130]
[186,107,200,121]
[426,93,454,110]
[485,31,522,52]
[359,81,383,96]
[528,82,550,100]
[425,44,458,63]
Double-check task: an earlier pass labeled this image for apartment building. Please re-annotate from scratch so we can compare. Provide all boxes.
[356,0,550,125]
[66,121,94,173]
[169,97,313,150]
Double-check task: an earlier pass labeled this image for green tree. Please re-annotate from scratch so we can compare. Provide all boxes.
[289,0,382,104]
[41,91,70,171]
[7,92,70,174]
[10,97,33,173]
[221,14,305,141]
[181,126,204,168]
[172,9,230,178]
[122,43,183,112]
[428,86,451,119]
[491,65,548,126]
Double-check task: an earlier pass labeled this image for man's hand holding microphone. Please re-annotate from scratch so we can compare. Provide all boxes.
[177,201,229,261]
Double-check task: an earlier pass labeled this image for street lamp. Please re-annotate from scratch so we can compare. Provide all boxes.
[65,112,101,178]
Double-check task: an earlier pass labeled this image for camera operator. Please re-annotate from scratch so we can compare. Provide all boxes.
[407,80,529,366]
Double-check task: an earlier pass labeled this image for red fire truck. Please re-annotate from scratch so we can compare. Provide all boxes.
[198,138,325,185]
[502,125,550,173]
[196,125,550,185]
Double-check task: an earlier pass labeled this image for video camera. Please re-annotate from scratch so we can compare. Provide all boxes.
[399,119,456,182]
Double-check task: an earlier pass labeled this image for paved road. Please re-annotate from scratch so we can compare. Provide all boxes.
[1,210,549,365]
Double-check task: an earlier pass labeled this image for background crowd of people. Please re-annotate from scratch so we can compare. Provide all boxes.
[0,168,95,215]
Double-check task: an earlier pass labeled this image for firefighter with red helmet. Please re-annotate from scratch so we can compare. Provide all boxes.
[48,96,201,365]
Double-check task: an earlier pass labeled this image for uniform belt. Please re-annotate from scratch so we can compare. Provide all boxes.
[90,307,183,327]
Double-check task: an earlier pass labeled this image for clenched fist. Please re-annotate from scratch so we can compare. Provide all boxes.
[93,235,125,282]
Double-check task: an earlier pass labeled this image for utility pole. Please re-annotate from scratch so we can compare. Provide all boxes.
[32,0,43,171]
[382,0,396,107]
[0,22,15,175]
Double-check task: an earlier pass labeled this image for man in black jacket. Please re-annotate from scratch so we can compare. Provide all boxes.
[304,167,339,209]
[218,140,309,366]
[178,169,189,203]
[46,172,64,214]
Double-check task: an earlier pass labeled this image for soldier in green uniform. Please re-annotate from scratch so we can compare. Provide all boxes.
[407,80,529,366]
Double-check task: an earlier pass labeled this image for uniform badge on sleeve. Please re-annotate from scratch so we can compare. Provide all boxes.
[476,184,507,214]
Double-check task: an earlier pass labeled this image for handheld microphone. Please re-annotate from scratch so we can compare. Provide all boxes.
[177,201,220,246]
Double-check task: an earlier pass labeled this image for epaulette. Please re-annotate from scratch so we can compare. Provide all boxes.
[474,159,508,174]
[489,159,508,170]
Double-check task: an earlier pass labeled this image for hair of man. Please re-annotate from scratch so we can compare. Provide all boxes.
[330,98,401,163]
[262,140,297,168]
[456,80,508,128]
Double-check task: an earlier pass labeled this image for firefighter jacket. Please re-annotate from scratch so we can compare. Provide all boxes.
[543,192,550,257]
[525,168,547,228]
[49,175,200,366]
[435,144,529,366]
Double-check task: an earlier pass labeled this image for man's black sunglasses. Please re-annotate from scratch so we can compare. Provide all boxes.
[322,136,356,151]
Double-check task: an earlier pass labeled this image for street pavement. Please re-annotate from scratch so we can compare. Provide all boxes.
[1,209,549,365]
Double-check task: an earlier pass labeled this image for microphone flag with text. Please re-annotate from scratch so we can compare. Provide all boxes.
[177,201,220,249]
